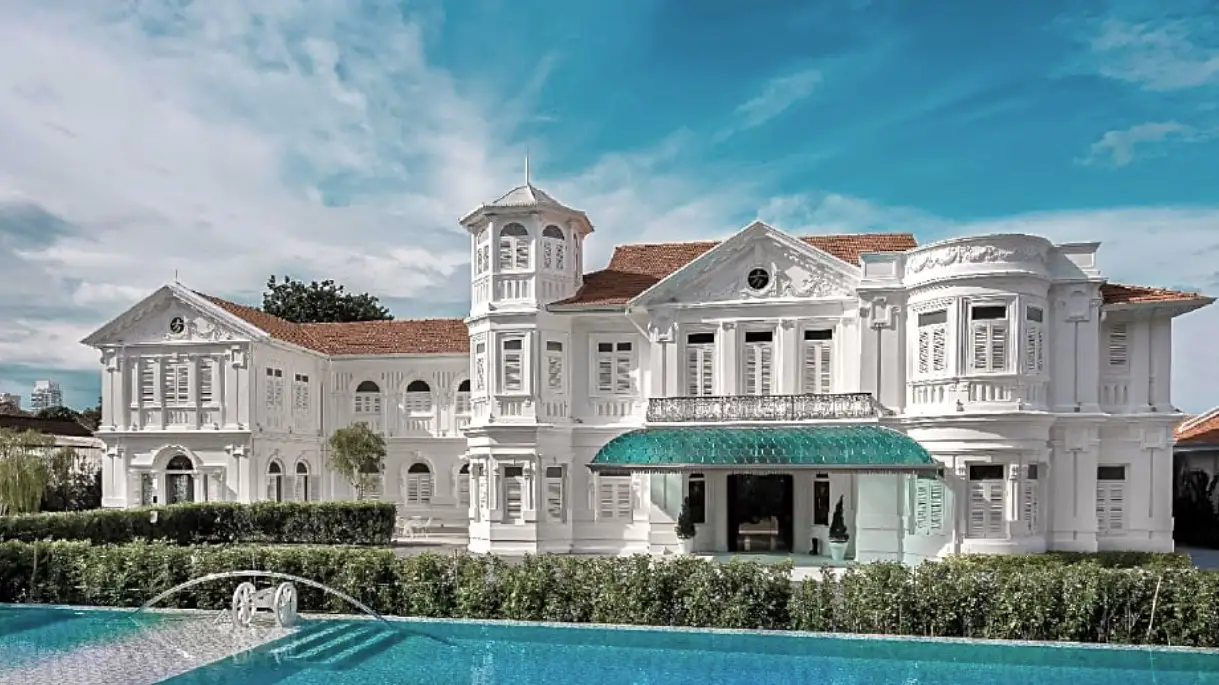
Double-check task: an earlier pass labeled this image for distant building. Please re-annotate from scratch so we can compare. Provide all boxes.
[0,393,21,414]
[0,414,104,466]
[30,380,63,411]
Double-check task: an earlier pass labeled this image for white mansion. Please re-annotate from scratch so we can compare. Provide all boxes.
[84,183,1211,563]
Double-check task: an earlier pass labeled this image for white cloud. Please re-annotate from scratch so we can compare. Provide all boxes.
[1076,15,1219,92]
[716,68,822,139]
[1079,121,1206,166]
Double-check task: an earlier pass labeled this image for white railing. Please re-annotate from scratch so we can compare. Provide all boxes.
[580,398,640,422]
[135,407,223,430]
[907,377,1047,413]
[540,399,568,421]
[495,275,531,301]
[472,276,491,306]
[398,417,434,436]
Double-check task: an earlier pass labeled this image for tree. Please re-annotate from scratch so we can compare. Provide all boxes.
[41,446,102,512]
[829,496,849,543]
[79,397,102,432]
[36,406,80,423]
[675,496,696,540]
[326,423,387,498]
[261,275,392,324]
[0,429,55,516]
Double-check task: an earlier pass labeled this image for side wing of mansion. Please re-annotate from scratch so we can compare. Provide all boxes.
[83,183,1212,563]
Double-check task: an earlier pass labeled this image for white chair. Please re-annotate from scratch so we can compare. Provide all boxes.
[396,517,418,540]
[416,517,434,540]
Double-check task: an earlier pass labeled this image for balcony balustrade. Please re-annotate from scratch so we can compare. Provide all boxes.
[646,393,878,423]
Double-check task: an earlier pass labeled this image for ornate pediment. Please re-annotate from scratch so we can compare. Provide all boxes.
[86,287,247,348]
[679,237,856,303]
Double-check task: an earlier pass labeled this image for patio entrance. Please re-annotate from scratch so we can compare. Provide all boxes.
[727,474,793,552]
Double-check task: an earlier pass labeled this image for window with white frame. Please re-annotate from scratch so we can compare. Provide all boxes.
[404,462,433,505]
[502,466,525,522]
[293,461,313,501]
[595,340,634,395]
[500,337,525,392]
[292,373,309,413]
[474,229,490,275]
[164,362,190,406]
[199,360,215,405]
[916,310,948,374]
[140,362,156,404]
[911,476,945,535]
[1022,464,1041,533]
[457,463,470,508]
[545,341,565,392]
[542,224,565,271]
[262,368,284,410]
[266,460,284,502]
[1024,306,1045,374]
[353,380,381,416]
[802,329,833,393]
[455,379,472,415]
[685,332,716,396]
[969,304,1009,373]
[545,466,565,522]
[966,464,1006,539]
[403,380,432,416]
[474,342,487,392]
[742,330,774,395]
[1096,465,1127,535]
[597,469,633,521]
[498,223,530,271]
[1107,324,1129,370]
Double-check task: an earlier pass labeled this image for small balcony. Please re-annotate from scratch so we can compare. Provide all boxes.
[646,393,879,424]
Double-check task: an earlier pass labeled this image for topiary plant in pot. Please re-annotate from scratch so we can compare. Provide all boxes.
[675,496,697,553]
[827,496,849,562]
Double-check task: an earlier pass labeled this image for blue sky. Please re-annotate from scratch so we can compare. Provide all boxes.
[0,0,1217,411]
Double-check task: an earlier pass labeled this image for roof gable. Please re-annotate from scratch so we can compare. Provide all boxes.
[1177,407,1219,446]
[82,283,269,348]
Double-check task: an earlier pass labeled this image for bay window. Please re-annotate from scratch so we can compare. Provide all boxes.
[969,304,1009,373]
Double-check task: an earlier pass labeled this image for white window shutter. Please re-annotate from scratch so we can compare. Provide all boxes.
[985,482,1004,537]
[514,241,529,270]
[498,238,512,269]
[914,479,930,533]
[458,476,470,507]
[614,353,631,393]
[1022,479,1039,532]
[686,345,713,396]
[1108,325,1129,368]
[989,323,1007,371]
[597,481,615,519]
[597,354,614,393]
[546,476,564,521]
[744,345,759,395]
[803,341,820,391]
[199,363,214,404]
[547,355,563,390]
[971,324,989,371]
[931,327,947,371]
[760,344,774,394]
[503,352,522,392]
[504,479,522,520]
[1024,324,1044,374]
[967,482,986,538]
[817,343,830,393]
[927,482,945,532]
[616,481,632,520]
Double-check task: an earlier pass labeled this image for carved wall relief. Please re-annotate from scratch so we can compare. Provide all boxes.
[905,241,1049,275]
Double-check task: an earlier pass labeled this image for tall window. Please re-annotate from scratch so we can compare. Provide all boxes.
[501,338,524,392]
[969,305,1009,373]
[403,380,432,416]
[140,362,156,404]
[1096,465,1127,535]
[474,229,490,275]
[404,462,433,505]
[545,466,566,522]
[357,462,383,501]
[502,466,525,522]
[1023,464,1041,533]
[264,368,284,410]
[545,341,565,392]
[354,380,381,415]
[164,362,190,406]
[912,476,946,534]
[802,329,833,394]
[199,360,215,404]
[165,454,195,505]
[457,463,470,508]
[294,461,312,501]
[966,464,1005,539]
[917,310,948,374]
[1107,324,1129,370]
[455,379,472,415]
[595,341,634,395]
[498,223,530,271]
[742,331,774,395]
[542,224,565,271]
[1024,306,1045,374]
[685,332,715,396]
[688,472,706,525]
[292,373,309,413]
[597,470,633,521]
[266,460,284,502]
[474,342,487,392]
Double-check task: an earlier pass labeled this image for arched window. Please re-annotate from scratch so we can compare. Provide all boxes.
[498,223,530,271]
[455,379,471,415]
[294,461,311,502]
[266,460,284,502]
[542,224,566,271]
[165,454,195,505]
[358,460,384,501]
[457,463,470,507]
[403,380,432,415]
[354,380,381,415]
[404,462,433,505]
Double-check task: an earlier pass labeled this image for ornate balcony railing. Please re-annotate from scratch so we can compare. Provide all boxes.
[646,393,879,423]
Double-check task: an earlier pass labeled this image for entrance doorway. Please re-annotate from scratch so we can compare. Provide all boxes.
[727,474,794,552]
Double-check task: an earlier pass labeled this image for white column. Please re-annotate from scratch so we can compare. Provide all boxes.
[777,320,799,395]
[718,322,737,395]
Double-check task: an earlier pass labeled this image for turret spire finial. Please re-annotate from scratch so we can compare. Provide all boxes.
[525,147,531,186]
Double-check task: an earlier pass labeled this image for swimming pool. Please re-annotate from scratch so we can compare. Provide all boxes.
[0,604,162,669]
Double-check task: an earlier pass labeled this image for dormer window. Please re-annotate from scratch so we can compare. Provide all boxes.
[969,304,1008,373]
[542,225,565,271]
[916,310,948,375]
[498,223,530,271]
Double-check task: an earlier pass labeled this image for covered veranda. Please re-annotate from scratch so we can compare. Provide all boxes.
[588,424,942,562]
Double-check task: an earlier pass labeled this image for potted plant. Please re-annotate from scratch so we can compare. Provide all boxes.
[675,496,696,553]
[828,496,849,562]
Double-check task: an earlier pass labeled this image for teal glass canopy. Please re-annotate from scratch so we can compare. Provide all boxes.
[589,425,939,474]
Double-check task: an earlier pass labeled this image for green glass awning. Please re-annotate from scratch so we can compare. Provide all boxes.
[588,425,939,474]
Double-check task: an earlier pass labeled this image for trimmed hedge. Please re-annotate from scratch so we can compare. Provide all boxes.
[0,501,396,546]
[2,541,1216,647]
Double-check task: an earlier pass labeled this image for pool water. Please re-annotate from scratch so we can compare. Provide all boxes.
[162,617,1219,685]
[0,604,161,669]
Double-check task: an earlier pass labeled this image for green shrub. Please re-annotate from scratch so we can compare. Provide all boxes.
[0,501,396,546]
[3,541,1218,647]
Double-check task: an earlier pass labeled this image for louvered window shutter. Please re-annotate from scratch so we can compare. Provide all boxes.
[917,329,930,374]
[458,476,470,507]
[931,327,947,371]
[498,238,513,269]
[985,482,1005,537]
[514,241,529,270]
[1108,325,1129,368]
[971,324,990,371]
[199,362,214,404]
[616,481,632,520]
[744,345,759,395]
[614,352,632,393]
[598,481,615,519]
[927,482,945,532]
[598,354,614,393]
[966,481,987,538]
[914,479,930,533]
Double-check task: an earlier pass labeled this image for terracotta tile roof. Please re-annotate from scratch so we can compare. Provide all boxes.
[1176,412,1219,446]
[554,233,919,307]
[0,414,95,438]
[199,294,468,356]
[1100,283,1206,305]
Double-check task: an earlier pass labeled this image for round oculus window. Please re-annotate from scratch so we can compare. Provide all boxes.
[169,316,185,334]
[746,267,770,291]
